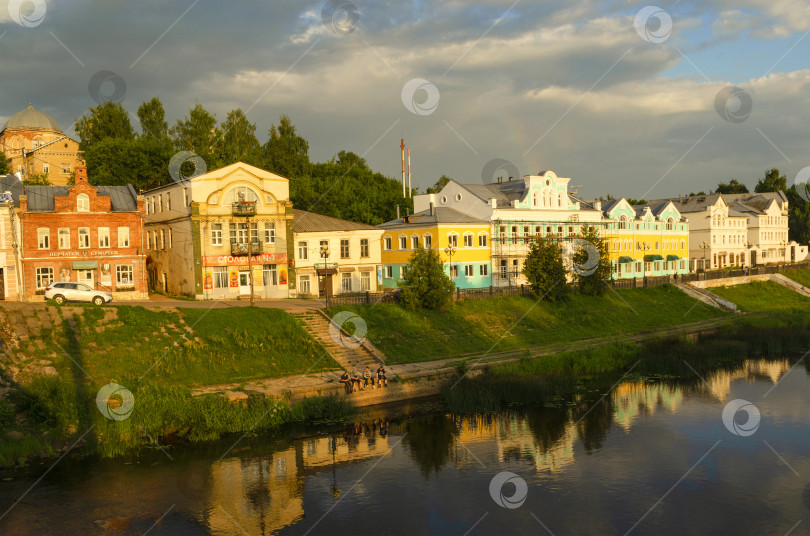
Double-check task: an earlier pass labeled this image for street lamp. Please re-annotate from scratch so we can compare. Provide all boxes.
[320,244,330,308]
[444,244,457,280]
[698,241,710,272]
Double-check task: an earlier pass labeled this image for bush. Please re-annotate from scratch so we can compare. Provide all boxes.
[398,246,455,310]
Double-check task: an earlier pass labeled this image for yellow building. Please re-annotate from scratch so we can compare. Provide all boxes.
[0,104,83,186]
[379,205,492,289]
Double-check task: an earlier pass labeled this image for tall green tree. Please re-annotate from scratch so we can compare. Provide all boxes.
[786,186,810,244]
[218,109,262,166]
[0,150,8,174]
[523,237,569,301]
[426,174,452,194]
[137,97,169,140]
[715,179,749,194]
[398,246,455,310]
[84,136,173,190]
[573,226,611,296]
[74,101,134,150]
[170,103,221,169]
[263,115,310,178]
[755,168,787,193]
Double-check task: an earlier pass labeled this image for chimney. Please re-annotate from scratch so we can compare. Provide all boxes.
[429,202,434,216]
[75,165,88,183]
[396,204,400,219]
[19,194,27,212]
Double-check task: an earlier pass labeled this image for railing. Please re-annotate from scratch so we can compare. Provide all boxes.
[230,240,263,255]
[232,201,256,217]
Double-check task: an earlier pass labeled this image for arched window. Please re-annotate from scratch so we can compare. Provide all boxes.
[231,186,259,204]
[77,193,89,212]
[533,191,539,207]
[618,215,627,230]
[558,193,563,207]
[666,217,674,230]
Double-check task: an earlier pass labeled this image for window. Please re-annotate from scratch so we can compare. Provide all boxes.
[77,194,89,212]
[57,228,70,249]
[167,193,171,212]
[618,215,627,230]
[116,265,133,286]
[463,234,473,247]
[299,275,311,295]
[264,223,275,244]
[168,228,173,248]
[61,164,71,175]
[666,218,674,230]
[211,223,222,246]
[78,227,90,248]
[212,267,228,288]
[400,266,407,278]
[183,189,187,207]
[147,231,152,250]
[36,267,53,289]
[464,264,474,277]
[500,260,508,278]
[160,230,165,250]
[117,227,130,247]
[298,241,308,260]
[360,239,369,258]
[448,234,458,247]
[399,236,407,249]
[478,234,488,247]
[384,237,392,250]
[386,266,393,278]
[480,264,489,276]
[37,228,50,249]
[159,194,164,212]
[98,227,110,248]
[361,271,371,290]
[340,239,350,259]
[450,265,459,278]
[424,234,432,249]
[43,163,49,174]
[512,259,519,277]
[411,236,419,249]
[263,265,278,285]
[231,186,259,204]
[341,272,352,292]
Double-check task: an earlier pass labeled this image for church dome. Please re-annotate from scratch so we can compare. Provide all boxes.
[3,104,62,131]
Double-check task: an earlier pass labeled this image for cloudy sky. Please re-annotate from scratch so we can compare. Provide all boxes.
[1,0,809,199]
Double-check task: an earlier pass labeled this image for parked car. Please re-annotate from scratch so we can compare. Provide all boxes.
[44,282,113,306]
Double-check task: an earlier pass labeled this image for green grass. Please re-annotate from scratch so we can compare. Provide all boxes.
[329,285,726,363]
[783,267,810,289]
[710,281,810,312]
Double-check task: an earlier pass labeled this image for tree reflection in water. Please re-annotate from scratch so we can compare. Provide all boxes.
[403,414,459,479]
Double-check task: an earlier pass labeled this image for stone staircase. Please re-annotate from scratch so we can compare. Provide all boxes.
[678,283,738,312]
[295,311,381,372]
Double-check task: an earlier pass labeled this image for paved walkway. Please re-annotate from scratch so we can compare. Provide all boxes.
[89,295,324,313]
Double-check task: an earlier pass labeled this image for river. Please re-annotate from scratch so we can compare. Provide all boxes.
[1,357,809,535]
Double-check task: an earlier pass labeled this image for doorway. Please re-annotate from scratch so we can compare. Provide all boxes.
[77,269,94,289]
[239,271,251,295]
[318,273,333,300]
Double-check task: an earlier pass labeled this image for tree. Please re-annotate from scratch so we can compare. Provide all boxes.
[170,103,221,170]
[755,168,787,193]
[74,101,134,150]
[715,179,749,194]
[688,191,707,196]
[786,186,810,245]
[84,136,173,190]
[626,198,647,206]
[263,115,310,178]
[137,97,169,140]
[0,150,8,174]
[522,237,569,301]
[397,246,455,309]
[23,172,50,185]
[218,108,262,166]
[426,174,452,194]
[573,225,611,296]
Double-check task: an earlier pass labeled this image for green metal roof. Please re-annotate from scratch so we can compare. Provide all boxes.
[666,255,679,261]
[618,256,634,263]
[644,254,664,261]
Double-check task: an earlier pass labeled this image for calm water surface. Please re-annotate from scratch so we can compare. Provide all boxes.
[1,358,810,535]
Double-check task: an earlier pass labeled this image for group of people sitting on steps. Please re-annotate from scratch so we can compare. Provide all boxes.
[340,365,388,394]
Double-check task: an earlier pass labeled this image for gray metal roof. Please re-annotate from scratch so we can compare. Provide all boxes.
[0,175,24,207]
[379,206,488,228]
[293,209,380,233]
[651,191,787,217]
[0,176,138,211]
[2,104,62,131]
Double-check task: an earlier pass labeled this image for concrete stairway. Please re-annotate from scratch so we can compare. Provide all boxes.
[678,283,738,312]
[295,311,381,372]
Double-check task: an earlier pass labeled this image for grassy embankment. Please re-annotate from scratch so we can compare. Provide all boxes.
[711,280,810,312]
[0,306,348,466]
[783,266,810,288]
[328,284,727,363]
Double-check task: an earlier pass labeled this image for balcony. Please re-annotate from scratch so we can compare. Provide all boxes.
[231,240,263,255]
[232,201,257,217]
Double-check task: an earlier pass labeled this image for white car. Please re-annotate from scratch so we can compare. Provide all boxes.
[44,282,113,306]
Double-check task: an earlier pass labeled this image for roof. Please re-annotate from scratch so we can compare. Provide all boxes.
[631,199,674,218]
[2,104,62,131]
[0,175,137,211]
[650,191,787,217]
[379,206,488,228]
[293,209,380,233]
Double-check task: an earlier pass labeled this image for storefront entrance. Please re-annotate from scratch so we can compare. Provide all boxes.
[77,269,94,289]
[238,271,251,295]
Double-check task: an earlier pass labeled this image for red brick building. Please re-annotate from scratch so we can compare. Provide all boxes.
[13,165,147,301]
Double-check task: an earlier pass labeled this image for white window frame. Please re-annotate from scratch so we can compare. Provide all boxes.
[212,266,228,288]
[36,267,54,289]
[360,238,369,258]
[37,228,50,250]
[298,241,308,260]
[360,271,371,290]
[299,275,311,295]
[480,264,489,276]
[58,228,70,249]
[98,227,111,249]
[341,272,352,293]
[117,227,130,248]
[264,223,275,244]
[116,265,134,286]
[211,223,222,246]
[463,234,473,248]
[78,227,90,248]
[77,194,89,212]
[478,233,488,247]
